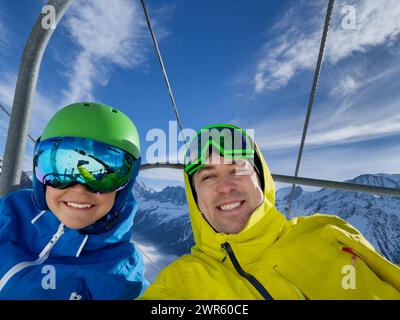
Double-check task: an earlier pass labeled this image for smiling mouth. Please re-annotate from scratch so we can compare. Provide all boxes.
[63,201,95,210]
[217,201,245,211]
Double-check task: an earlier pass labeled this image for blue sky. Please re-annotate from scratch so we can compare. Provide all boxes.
[0,0,399,191]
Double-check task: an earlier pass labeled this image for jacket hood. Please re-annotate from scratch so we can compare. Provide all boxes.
[183,139,288,262]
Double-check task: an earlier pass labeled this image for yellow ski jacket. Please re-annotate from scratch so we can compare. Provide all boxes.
[141,143,400,300]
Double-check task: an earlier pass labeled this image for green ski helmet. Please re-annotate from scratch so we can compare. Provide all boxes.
[33,102,141,233]
[41,102,140,158]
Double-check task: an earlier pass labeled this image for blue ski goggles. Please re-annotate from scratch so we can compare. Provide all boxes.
[184,124,255,175]
[33,136,137,193]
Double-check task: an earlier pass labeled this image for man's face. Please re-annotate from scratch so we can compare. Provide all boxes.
[46,184,116,229]
[193,153,264,234]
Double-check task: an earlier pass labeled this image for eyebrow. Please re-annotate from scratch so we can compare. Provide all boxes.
[196,165,216,175]
[196,159,248,174]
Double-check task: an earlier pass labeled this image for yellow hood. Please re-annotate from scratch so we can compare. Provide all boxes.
[183,141,288,262]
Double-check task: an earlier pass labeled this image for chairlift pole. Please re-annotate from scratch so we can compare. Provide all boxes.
[0,0,73,196]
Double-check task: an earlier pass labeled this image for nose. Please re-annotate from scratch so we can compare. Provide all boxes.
[216,176,236,194]
[69,183,91,194]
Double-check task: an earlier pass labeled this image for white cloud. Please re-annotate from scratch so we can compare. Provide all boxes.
[255,0,400,92]
[328,60,400,99]
[0,13,8,49]
[0,73,58,169]
[61,0,148,103]
[0,25,5,47]
[248,0,400,160]
[0,74,16,104]
[0,73,57,138]
[139,169,183,184]
[330,75,360,97]
[328,0,400,63]
[266,141,400,184]
[254,96,400,152]
[0,74,17,158]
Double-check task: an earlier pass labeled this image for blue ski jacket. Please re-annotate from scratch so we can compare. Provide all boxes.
[0,189,147,300]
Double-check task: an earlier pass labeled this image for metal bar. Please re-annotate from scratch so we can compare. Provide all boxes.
[0,0,73,196]
[272,174,400,197]
[139,163,400,197]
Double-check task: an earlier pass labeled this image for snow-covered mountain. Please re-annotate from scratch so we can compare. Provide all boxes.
[132,181,194,257]
[133,173,400,266]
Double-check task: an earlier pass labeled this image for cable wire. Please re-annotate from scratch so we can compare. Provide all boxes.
[286,0,335,217]
[140,0,188,150]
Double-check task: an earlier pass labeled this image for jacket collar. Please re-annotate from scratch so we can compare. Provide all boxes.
[30,193,137,258]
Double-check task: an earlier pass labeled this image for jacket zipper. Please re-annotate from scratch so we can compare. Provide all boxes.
[221,242,274,300]
[0,223,65,292]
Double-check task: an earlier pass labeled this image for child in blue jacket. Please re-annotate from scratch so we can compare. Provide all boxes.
[0,102,148,299]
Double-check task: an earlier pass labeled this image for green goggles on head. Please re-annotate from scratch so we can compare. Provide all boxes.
[184,124,255,175]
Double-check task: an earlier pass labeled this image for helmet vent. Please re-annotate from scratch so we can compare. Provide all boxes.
[112,109,118,113]
[83,103,91,107]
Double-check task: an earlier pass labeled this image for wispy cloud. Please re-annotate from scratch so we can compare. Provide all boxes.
[254,93,400,152]
[247,0,400,157]
[254,0,400,92]
[139,168,184,185]
[0,24,5,45]
[0,72,58,170]
[0,12,8,50]
[328,59,400,98]
[267,139,400,184]
[0,74,16,105]
[61,0,149,103]
[0,73,57,138]
[327,0,400,63]
[330,74,360,97]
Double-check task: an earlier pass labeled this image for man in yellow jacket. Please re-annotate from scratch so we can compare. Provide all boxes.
[141,124,400,300]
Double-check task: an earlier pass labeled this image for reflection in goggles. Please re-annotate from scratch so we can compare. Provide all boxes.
[34,137,135,193]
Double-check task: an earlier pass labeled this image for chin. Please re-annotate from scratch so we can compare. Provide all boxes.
[61,219,91,230]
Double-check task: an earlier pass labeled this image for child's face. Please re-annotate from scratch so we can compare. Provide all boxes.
[45,184,116,229]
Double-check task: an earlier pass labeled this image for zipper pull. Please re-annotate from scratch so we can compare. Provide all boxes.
[38,223,65,259]
[220,243,228,262]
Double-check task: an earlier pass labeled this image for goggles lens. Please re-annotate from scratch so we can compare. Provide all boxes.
[184,124,255,175]
[34,137,136,193]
